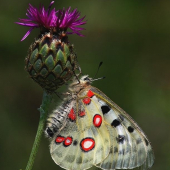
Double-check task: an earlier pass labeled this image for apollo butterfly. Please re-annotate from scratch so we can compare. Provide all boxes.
[45,75,154,170]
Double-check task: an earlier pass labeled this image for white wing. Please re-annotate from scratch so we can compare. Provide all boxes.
[46,86,154,170]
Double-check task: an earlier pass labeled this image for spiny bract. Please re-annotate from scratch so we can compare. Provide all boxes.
[26,32,79,92]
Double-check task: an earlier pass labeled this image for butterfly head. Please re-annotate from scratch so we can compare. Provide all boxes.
[80,75,93,84]
[69,75,105,94]
[69,75,92,92]
[79,75,105,84]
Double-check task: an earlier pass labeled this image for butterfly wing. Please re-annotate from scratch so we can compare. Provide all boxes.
[90,86,154,170]
[49,89,111,170]
[48,86,154,170]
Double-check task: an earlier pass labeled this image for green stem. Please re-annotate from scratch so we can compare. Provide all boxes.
[25,91,52,170]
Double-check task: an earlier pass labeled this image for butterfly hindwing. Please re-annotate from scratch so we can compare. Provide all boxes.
[49,88,111,170]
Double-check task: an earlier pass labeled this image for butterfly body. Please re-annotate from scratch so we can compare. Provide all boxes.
[46,75,154,170]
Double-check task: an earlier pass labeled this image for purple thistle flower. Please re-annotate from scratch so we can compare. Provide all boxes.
[16,1,57,41]
[16,1,86,41]
[56,7,86,36]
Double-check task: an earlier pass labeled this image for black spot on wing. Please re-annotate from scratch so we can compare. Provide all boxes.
[117,135,125,144]
[73,140,78,146]
[101,105,110,114]
[128,126,134,133]
[111,119,121,127]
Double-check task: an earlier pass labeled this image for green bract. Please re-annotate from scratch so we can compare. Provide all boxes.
[25,32,78,93]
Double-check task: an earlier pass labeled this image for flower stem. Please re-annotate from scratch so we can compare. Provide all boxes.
[25,91,52,170]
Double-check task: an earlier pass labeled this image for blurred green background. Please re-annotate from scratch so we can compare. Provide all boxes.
[1,0,170,170]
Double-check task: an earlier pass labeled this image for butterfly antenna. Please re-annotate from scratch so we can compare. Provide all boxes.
[92,76,105,82]
[93,61,103,79]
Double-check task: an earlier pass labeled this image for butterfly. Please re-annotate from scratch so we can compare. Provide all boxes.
[45,75,154,170]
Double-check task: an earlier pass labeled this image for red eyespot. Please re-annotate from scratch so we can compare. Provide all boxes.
[68,108,76,121]
[93,114,102,127]
[55,136,65,144]
[83,98,91,105]
[79,111,86,117]
[87,90,94,98]
[80,138,95,152]
[64,136,73,147]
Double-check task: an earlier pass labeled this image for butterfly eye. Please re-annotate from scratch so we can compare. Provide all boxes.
[84,76,89,81]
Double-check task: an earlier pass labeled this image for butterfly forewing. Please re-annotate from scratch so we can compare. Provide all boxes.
[91,86,154,170]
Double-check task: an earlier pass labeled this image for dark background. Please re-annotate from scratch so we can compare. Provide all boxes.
[1,0,170,170]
